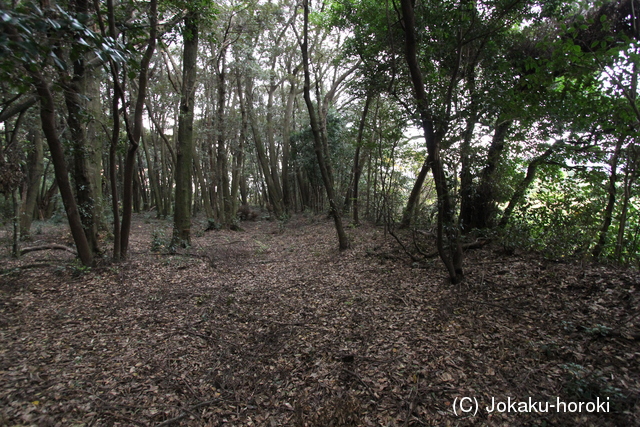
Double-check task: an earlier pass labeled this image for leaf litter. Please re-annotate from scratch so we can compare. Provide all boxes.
[0,214,639,426]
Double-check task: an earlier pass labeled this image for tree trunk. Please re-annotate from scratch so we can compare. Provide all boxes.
[302,0,349,250]
[470,119,511,229]
[615,156,636,261]
[233,71,249,214]
[400,0,462,282]
[499,141,561,228]
[215,50,232,224]
[62,0,100,255]
[120,0,157,258]
[351,92,372,225]
[173,11,198,246]
[593,135,626,258]
[105,0,121,260]
[20,125,43,237]
[282,78,297,212]
[33,76,93,266]
[247,78,285,218]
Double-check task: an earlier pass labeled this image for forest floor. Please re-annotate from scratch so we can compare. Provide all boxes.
[0,212,639,426]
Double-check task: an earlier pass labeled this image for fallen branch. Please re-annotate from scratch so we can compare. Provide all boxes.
[1,262,53,275]
[20,244,76,256]
[156,399,221,427]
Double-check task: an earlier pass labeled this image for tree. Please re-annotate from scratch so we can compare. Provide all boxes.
[300,0,350,250]
[173,10,199,246]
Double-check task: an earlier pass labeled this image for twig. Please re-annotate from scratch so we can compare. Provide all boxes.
[20,244,76,256]
[342,368,377,400]
[402,386,418,427]
[155,399,221,427]
[1,262,53,274]
[388,227,421,262]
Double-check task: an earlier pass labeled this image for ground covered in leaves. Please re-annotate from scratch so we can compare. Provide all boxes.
[1,213,639,426]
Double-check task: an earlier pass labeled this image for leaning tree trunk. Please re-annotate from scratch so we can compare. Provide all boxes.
[5,21,93,266]
[120,0,157,257]
[301,0,349,250]
[499,140,561,228]
[173,10,199,246]
[400,0,462,283]
[33,76,94,266]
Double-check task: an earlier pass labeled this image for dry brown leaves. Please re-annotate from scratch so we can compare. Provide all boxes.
[0,214,639,426]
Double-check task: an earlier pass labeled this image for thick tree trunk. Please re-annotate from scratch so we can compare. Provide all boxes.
[470,119,511,229]
[59,0,100,255]
[266,78,285,214]
[173,11,198,246]
[33,77,94,266]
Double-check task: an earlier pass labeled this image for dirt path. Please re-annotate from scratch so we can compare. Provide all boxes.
[1,213,639,425]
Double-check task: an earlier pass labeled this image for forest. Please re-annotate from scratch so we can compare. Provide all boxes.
[1,0,640,425]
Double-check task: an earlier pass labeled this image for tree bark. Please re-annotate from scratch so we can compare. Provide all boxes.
[247,77,285,218]
[351,92,372,225]
[400,0,462,282]
[301,0,349,250]
[20,124,43,237]
[120,0,157,257]
[33,76,94,266]
[173,11,198,246]
[499,141,562,228]
[593,135,625,258]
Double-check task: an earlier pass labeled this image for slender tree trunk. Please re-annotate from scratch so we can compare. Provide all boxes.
[194,147,214,218]
[173,11,198,246]
[20,125,43,237]
[615,160,636,261]
[499,141,561,228]
[104,0,121,260]
[400,0,462,282]
[247,78,285,218]
[233,71,249,214]
[282,79,297,212]
[215,50,232,224]
[301,0,349,250]
[351,92,372,225]
[593,135,626,258]
[120,0,157,257]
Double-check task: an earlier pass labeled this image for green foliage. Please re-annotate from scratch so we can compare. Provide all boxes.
[503,166,606,259]
[0,3,126,80]
[562,363,625,404]
[70,260,91,277]
[291,112,351,189]
[150,229,171,252]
